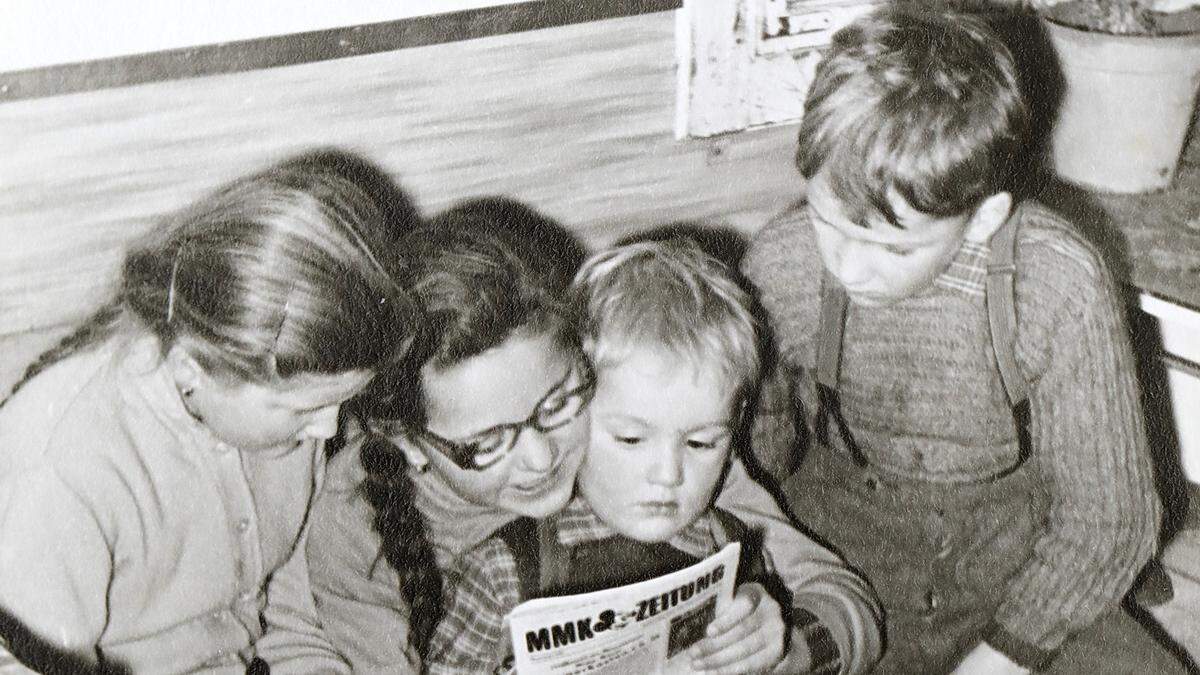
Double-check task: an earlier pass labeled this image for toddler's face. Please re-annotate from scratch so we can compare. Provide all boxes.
[580,348,735,543]
[806,167,975,306]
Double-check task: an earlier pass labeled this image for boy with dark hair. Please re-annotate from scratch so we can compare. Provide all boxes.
[743,5,1186,674]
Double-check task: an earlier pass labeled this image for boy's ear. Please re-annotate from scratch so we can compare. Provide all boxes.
[165,344,205,394]
[580,336,598,360]
[964,191,1013,244]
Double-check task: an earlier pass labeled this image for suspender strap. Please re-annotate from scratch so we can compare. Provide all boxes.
[710,508,768,585]
[815,215,1029,408]
[985,211,1029,408]
[814,271,868,466]
[812,208,1029,471]
[494,517,541,601]
[815,272,848,390]
[495,517,572,600]
[536,518,571,595]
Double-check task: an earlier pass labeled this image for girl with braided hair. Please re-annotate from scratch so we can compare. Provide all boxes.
[0,149,419,674]
[307,199,589,672]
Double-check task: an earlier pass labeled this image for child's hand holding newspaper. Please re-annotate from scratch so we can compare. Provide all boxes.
[687,582,788,673]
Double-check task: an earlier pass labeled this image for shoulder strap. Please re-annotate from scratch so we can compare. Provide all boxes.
[493,517,541,601]
[709,507,750,546]
[535,517,571,596]
[815,272,848,390]
[709,508,769,586]
[493,516,575,603]
[985,209,1029,408]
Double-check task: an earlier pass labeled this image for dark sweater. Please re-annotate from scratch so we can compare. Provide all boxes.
[742,199,1160,660]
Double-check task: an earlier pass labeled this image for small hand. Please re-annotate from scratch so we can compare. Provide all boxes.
[689,583,787,673]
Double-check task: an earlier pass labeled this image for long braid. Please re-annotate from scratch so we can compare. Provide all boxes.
[345,200,581,662]
[1,299,125,407]
[357,420,443,661]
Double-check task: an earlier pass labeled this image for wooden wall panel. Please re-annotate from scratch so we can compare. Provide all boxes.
[0,11,803,393]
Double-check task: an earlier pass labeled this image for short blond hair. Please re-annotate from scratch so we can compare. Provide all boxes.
[571,238,760,404]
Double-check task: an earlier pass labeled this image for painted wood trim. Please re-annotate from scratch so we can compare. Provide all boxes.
[683,0,866,138]
[0,0,681,103]
[1141,292,1200,327]
[1164,353,1200,380]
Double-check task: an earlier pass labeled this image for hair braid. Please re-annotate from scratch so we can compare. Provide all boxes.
[1,299,125,407]
[357,423,443,661]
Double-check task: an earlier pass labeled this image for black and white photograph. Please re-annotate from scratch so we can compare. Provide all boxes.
[3,1,1200,673]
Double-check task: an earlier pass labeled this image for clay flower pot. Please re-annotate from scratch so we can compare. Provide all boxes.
[1044,17,1200,192]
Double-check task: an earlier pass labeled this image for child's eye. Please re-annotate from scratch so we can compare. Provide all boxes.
[613,435,642,445]
[293,404,333,421]
[686,438,722,451]
[464,431,512,468]
[539,391,569,416]
[468,445,504,468]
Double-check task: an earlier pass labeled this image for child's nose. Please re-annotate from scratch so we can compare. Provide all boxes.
[648,444,684,487]
[305,406,340,441]
[515,428,555,473]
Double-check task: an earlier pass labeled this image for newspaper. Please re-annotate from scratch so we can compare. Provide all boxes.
[507,542,740,675]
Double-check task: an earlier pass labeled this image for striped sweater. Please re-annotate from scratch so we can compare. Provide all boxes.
[742,199,1160,661]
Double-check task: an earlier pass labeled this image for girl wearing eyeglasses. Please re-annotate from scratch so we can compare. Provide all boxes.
[305,198,882,673]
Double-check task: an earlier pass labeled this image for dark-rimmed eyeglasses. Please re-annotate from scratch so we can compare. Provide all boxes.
[416,359,596,471]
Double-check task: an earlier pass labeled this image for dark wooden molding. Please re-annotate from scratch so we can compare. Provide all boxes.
[0,0,681,103]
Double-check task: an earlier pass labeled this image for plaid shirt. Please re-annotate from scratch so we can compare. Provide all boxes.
[425,497,733,674]
[425,497,842,674]
[934,235,990,296]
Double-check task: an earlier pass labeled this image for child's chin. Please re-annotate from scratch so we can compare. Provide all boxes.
[848,291,898,307]
[519,492,573,519]
[618,521,684,544]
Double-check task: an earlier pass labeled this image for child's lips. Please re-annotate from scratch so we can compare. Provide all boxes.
[639,500,679,516]
[514,457,570,494]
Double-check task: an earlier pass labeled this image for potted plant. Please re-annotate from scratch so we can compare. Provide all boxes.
[1021,0,1200,192]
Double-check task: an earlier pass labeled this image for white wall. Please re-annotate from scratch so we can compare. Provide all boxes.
[1140,294,1200,483]
[0,0,524,71]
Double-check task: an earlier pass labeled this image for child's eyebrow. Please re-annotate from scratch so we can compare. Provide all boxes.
[597,412,651,427]
[684,423,732,435]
